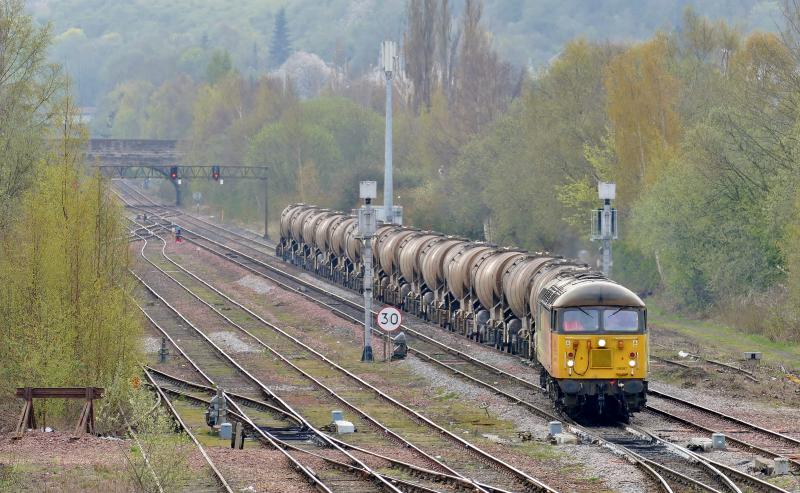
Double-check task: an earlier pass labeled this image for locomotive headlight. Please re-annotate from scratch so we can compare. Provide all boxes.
[598,338,606,347]
[628,359,636,367]
[567,360,575,368]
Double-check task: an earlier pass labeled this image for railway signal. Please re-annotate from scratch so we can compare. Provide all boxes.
[590,182,618,277]
[169,166,178,180]
[357,180,377,362]
[212,165,220,181]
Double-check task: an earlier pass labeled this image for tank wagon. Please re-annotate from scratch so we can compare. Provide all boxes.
[277,203,648,418]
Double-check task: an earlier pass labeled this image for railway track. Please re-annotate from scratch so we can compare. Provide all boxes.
[645,391,800,469]
[138,365,234,493]
[145,366,516,493]
[163,219,788,493]
[116,182,794,492]
[132,223,471,492]
[133,261,381,491]
[130,214,546,492]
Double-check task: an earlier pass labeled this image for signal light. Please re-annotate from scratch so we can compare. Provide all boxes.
[629,352,636,358]
[170,166,178,180]
[212,165,220,181]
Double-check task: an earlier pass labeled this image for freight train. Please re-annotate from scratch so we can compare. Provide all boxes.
[277,204,648,419]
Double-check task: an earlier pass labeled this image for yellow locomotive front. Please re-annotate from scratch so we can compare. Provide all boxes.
[536,279,647,420]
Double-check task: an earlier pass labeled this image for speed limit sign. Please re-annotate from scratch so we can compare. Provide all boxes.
[377,307,402,332]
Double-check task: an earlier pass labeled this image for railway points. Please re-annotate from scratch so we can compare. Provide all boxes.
[115,180,800,493]
[124,199,557,492]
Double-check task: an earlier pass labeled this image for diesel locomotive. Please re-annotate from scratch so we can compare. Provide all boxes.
[277,204,648,419]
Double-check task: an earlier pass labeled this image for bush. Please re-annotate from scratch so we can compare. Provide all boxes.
[121,386,193,493]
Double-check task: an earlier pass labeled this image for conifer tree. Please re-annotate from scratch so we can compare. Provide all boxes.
[269,7,291,69]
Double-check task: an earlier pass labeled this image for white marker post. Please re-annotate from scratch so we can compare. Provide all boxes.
[377,306,402,361]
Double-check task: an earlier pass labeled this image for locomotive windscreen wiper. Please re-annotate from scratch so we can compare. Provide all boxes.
[607,307,623,318]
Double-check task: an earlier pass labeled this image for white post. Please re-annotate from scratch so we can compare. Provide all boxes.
[359,181,378,362]
[597,182,616,278]
[381,41,396,224]
[602,198,612,277]
[363,224,374,361]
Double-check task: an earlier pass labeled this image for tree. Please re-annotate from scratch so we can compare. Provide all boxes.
[451,0,513,135]
[206,49,233,84]
[604,35,681,206]
[0,0,64,229]
[404,0,439,112]
[269,7,291,69]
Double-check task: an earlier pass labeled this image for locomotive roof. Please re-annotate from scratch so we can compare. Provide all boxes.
[551,279,645,308]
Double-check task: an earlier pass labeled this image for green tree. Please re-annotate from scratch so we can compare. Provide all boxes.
[0,0,64,228]
[1,97,141,424]
[206,49,233,84]
[269,7,291,69]
[604,35,681,206]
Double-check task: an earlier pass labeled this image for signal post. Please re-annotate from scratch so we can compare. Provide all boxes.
[357,181,377,362]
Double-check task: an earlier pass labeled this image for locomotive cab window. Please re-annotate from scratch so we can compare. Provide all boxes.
[558,307,642,333]
[562,308,599,332]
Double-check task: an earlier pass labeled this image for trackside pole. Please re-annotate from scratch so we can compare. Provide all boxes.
[358,181,377,362]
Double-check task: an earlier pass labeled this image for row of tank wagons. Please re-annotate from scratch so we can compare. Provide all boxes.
[277,204,601,358]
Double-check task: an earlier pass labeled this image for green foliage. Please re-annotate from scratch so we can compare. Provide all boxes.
[0,99,142,422]
[206,49,233,84]
[121,386,193,492]
[611,241,661,296]
[32,0,778,106]
[0,0,64,228]
[268,7,291,69]
[36,0,800,342]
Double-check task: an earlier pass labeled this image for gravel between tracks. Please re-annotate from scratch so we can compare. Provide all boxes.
[205,448,316,493]
[167,242,648,493]
[648,380,800,435]
[237,274,276,294]
[404,357,651,493]
[208,330,264,353]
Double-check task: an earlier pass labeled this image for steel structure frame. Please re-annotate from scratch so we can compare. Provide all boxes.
[99,165,271,239]
[96,165,268,180]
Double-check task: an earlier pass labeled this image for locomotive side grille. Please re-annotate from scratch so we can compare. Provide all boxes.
[539,287,562,306]
[590,349,612,368]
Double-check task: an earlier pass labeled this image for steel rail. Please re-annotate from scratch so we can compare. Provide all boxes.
[644,403,800,472]
[134,276,336,493]
[138,228,526,493]
[167,216,793,493]
[157,218,680,493]
[649,343,758,381]
[145,369,499,493]
[135,243,509,493]
[627,425,789,493]
[625,426,741,493]
[119,185,785,493]
[140,366,234,493]
[132,225,391,493]
[134,223,522,493]
[648,390,800,448]
[144,367,306,427]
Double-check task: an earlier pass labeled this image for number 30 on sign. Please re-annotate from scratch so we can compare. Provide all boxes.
[377,307,402,332]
